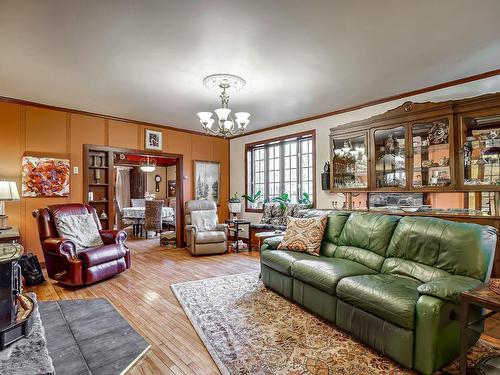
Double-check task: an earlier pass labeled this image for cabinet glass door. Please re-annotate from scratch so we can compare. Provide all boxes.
[331,134,368,189]
[463,114,500,187]
[411,119,451,188]
[374,126,406,188]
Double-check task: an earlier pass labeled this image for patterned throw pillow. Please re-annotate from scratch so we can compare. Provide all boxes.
[260,203,274,224]
[278,216,327,256]
[55,213,104,250]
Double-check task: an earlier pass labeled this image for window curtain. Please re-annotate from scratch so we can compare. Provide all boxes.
[115,167,131,211]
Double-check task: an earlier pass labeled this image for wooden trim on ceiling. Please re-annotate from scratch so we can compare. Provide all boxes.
[231,68,500,139]
[0,95,223,138]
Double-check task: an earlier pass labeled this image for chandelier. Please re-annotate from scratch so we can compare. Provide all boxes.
[197,74,250,137]
[140,156,156,173]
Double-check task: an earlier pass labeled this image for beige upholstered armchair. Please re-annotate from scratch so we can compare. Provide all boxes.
[184,200,228,255]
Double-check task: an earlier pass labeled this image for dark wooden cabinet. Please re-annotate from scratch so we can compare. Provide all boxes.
[330,93,500,193]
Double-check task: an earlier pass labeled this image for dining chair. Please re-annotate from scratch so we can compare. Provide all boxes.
[143,200,164,238]
[114,200,136,231]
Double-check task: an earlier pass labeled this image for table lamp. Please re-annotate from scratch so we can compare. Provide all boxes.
[0,180,20,230]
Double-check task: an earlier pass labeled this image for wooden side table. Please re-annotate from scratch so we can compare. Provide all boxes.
[225,220,251,252]
[0,226,20,244]
[459,284,500,374]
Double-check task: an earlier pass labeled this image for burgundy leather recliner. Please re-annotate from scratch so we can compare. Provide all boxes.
[33,204,130,286]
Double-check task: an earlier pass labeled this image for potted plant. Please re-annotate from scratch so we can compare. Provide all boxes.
[272,193,291,212]
[228,193,242,220]
[298,192,312,208]
[241,190,262,209]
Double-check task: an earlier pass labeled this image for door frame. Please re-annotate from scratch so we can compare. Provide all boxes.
[84,144,185,247]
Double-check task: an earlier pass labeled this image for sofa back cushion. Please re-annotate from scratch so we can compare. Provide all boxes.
[338,213,401,256]
[386,216,497,281]
[318,211,351,257]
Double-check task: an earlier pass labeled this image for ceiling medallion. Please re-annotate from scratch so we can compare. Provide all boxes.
[197,74,250,137]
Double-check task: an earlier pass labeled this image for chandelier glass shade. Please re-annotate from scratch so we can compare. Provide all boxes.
[197,74,250,137]
[139,156,157,173]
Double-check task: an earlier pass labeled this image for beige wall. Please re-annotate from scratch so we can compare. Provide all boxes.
[230,75,500,222]
[0,102,229,259]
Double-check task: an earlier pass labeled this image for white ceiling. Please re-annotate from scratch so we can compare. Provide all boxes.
[1,0,500,134]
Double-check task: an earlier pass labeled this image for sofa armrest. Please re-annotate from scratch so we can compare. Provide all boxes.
[99,229,127,246]
[41,238,79,261]
[417,275,482,304]
[261,236,284,252]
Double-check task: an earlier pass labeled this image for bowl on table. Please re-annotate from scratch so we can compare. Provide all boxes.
[399,206,421,213]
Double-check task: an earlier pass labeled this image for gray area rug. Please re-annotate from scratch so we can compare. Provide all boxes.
[171,272,500,375]
[39,298,150,375]
[0,293,55,375]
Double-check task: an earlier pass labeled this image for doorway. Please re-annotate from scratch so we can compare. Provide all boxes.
[83,145,184,246]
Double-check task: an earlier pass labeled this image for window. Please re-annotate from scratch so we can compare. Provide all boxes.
[246,131,315,211]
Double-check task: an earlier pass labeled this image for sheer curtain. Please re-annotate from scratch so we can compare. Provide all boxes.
[115,167,131,210]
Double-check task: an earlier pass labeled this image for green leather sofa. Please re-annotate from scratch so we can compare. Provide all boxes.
[260,211,497,374]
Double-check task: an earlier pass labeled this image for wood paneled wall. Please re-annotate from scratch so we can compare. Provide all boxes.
[0,102,229,259]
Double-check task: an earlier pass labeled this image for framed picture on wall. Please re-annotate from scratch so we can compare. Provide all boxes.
[145,129,162,150]
[22,155,70,197]
[168,180,176,197]
[194,160,220,205]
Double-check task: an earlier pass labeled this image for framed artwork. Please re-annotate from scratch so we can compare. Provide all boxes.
[22,156,70,197]
[168,180,177,197]
[194,160,220,205]
[145,129,162,150]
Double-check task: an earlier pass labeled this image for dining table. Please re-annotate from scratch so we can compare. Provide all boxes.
[122,206,175,237]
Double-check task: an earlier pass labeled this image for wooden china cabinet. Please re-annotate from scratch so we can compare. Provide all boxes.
[330,100,455,193]
[330,93,500,194]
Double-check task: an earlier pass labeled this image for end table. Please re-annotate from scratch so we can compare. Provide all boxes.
[0,226,20,244]
[459,284,500,374]
[225,220,252,252]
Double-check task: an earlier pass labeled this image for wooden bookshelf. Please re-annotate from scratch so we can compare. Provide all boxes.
[83,145,114,229]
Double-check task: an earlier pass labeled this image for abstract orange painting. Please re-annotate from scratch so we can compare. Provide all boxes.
[22,156,70,197]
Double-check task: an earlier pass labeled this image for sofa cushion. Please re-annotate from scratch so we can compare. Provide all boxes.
[381,257,450,283]
[387,216,497,281]
[78,244,126,267]
[195,231,226,244]
[278,216,327,256]
[260,250,314,275]
[334,245,386,272]
[251,223,286,231]
[291,257,376,295]
[338,213,400,256]
[337,274,421,329]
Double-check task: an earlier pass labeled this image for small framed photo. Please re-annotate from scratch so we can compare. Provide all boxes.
[145,129,162,150]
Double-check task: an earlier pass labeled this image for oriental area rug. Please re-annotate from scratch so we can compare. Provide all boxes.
[171,271,500,375]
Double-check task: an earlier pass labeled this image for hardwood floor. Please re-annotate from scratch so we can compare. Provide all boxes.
[27,238,260,375]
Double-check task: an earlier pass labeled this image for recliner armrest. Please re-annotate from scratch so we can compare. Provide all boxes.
[417,275,482,304]
[261,236,284,252]
[185,225,197,233]
[41,238,79,261]
[99,229,127,245]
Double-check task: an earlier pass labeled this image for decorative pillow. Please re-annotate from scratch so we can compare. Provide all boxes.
[191,210,217,232]
[278,215,328,256]
[260,203,274,224]
[55,213,104,250]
